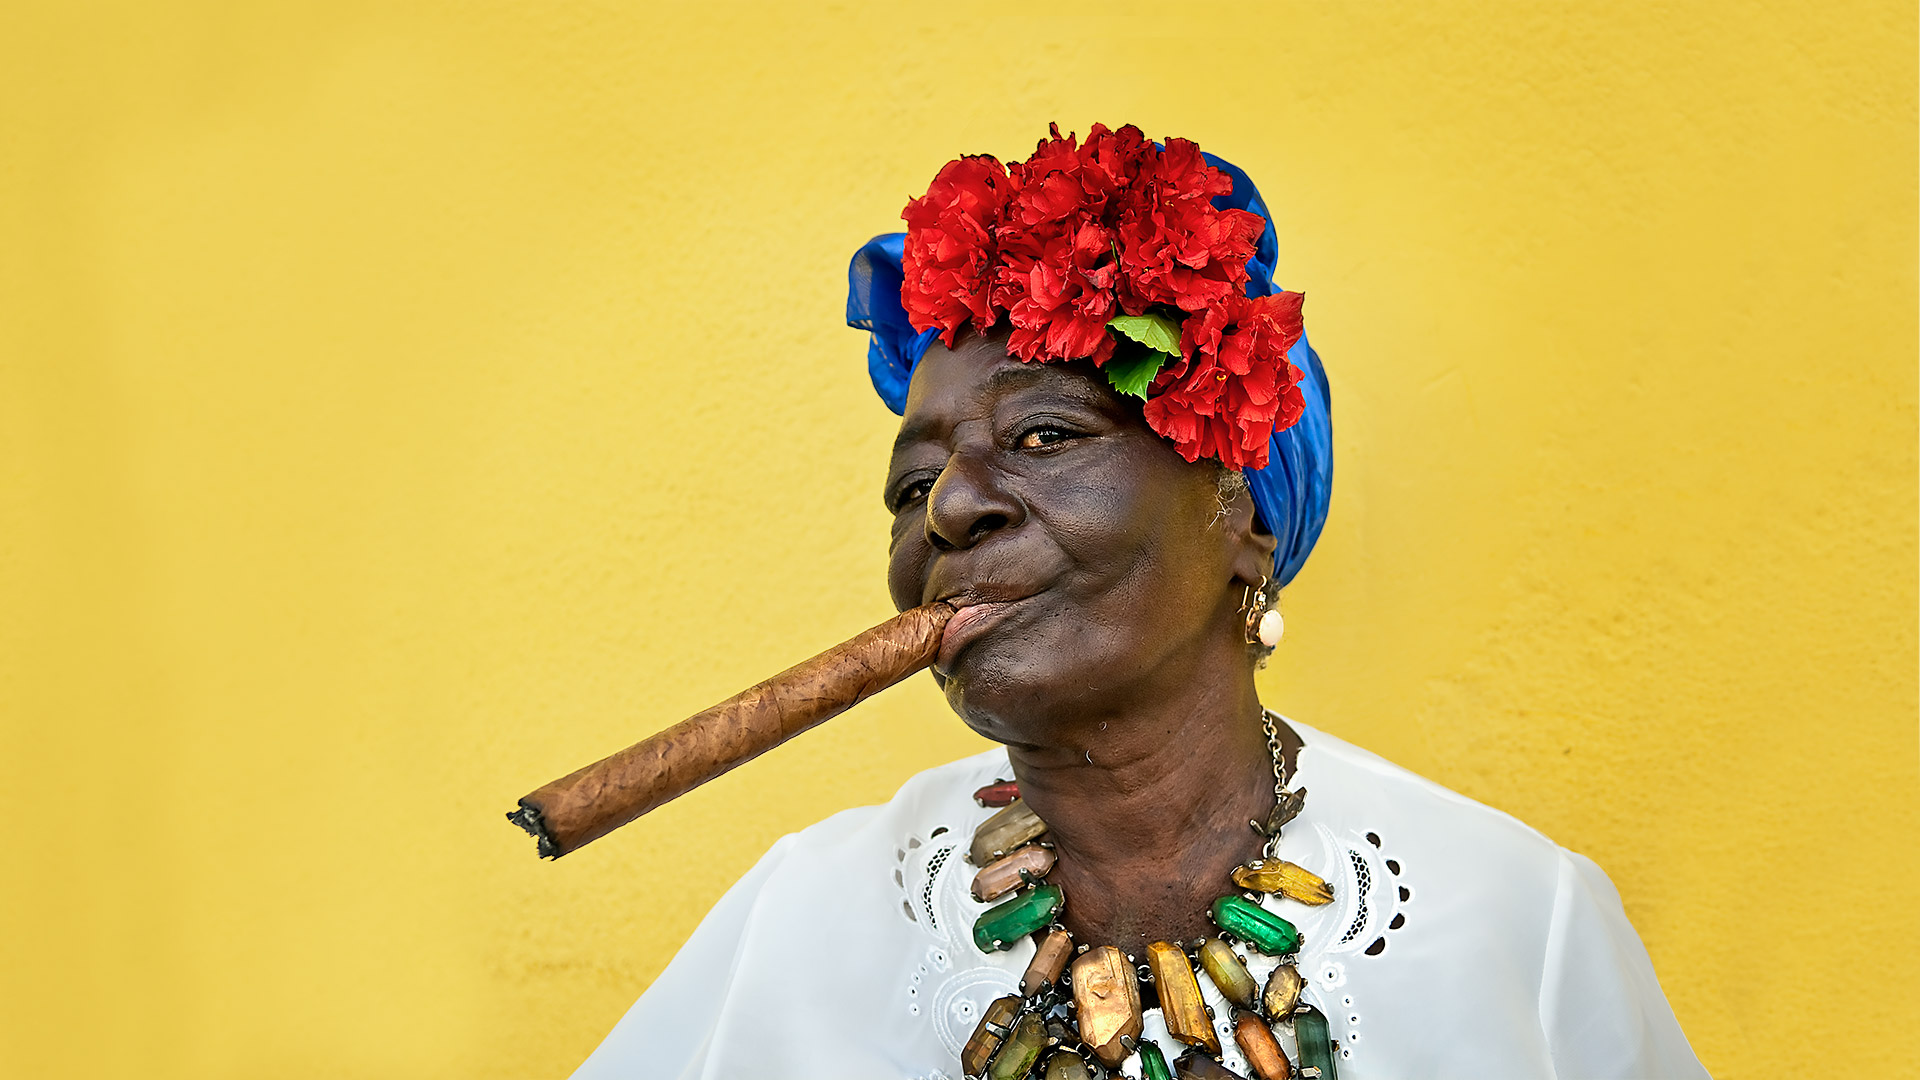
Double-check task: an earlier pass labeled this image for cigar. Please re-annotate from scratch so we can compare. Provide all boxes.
[508,601,956,859]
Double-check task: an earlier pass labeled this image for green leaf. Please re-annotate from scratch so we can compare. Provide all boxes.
[1105,349,1176,399]
[1107,312,1183,356]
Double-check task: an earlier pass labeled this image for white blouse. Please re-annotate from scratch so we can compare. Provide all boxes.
[572,718,1709,1079]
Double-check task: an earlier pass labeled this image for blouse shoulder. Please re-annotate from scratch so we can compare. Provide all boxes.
[1280,716,1708,1078]
[777,745,1012,857]
[570,748,1014,1080]
[1287,716,1565,849]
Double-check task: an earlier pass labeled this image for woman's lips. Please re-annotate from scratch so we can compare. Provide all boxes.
[936,598,1023,673]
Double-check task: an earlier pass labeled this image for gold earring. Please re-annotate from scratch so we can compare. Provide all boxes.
[1242,577,1284,647]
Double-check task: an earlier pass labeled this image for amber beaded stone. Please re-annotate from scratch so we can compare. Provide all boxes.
[973,884,1064,952]
[961,995,1022,1078]
[1147,941,1221,1054]
[1261,963,1305,1019]
[1293,1003,1339,1080]
[1210,896,1302,956]
[1069,944,1143,1068]
[973,779,1021,807]
[1021,928,1074,996]
[1174,1050,1247,1079]
[1229,859,1334,906]
[969,799,1047,865]
[972,844,1057,903]
[1197,938,1258,1009]
[1042,1050,1095,1080]
[1234,1012,1293,1080]
[987,1012,1047,1080]
[1140,1042,1175,1080]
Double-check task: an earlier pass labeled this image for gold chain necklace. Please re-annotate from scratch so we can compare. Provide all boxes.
[958,710,1341,1080]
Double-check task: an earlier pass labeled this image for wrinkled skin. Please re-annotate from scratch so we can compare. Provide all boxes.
[886,329,1299,956]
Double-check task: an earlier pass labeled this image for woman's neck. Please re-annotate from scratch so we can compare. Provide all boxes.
[999,668,1298,959]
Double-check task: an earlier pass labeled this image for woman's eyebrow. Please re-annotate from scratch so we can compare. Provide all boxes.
[891,420,935,458]
[983,365,1050,396]
[892,367,1063,455]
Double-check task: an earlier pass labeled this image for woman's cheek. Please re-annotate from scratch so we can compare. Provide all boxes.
[886,527,930,610]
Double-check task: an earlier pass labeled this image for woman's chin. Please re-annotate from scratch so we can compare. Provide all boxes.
[938,645,1117,740]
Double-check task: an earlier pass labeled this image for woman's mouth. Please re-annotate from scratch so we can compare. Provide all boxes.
[936,597,1026,674]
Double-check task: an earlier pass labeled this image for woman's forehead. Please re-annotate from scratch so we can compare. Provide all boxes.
[902,336,1112,423]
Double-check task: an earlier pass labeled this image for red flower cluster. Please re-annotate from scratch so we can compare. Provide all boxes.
[900,156,1010,346]
[1144,292,1307,466]
[1114,138,1266,316]
[988,124,1146,365]
[899,124,1306,469]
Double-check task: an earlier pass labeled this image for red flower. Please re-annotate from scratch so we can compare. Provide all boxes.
[988,124,1151,363]
[1114,138,1266,314]
[996,220,1122,363]
[901,155,1011,346]
[1142,291,1307,469]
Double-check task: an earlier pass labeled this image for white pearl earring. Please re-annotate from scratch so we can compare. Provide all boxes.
[1257,609,1285,648]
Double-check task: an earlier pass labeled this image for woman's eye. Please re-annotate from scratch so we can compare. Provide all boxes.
[892,478,934,510]
[1017,426,1073,450]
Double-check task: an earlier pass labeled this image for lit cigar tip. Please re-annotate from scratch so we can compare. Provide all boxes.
[507,802,562,859]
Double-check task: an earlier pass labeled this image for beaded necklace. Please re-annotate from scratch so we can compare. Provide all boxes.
[958,710,1340,1080]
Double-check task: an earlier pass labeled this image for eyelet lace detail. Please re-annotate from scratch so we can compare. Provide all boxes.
[921,846,955,931]
[1340,848,1373,944]
[894,801,1025,1062]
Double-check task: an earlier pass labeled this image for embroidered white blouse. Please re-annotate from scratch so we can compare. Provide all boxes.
[572,719,1709,1079]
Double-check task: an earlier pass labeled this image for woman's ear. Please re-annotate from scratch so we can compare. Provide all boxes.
[1221,478,1279,588]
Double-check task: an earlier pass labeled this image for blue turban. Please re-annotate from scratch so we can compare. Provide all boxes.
[847,152,1332,588]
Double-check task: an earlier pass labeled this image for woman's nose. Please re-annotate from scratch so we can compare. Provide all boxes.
[924,454,1025,551]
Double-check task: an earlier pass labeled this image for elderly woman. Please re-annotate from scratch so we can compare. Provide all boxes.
[573,126,1707,1079]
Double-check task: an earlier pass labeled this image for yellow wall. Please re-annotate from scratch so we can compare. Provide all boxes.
[3,3,1913,1076]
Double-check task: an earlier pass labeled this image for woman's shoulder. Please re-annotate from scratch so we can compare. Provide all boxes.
[772,744,1012,859]
[1275,715,1599,967]
[1286,715,1570,857]
[1271,717,1706,1078]
[573,749,1021,1079]
[725,745,1019,939]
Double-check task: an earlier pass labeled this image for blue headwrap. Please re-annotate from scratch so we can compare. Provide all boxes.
[847,152,1332,587]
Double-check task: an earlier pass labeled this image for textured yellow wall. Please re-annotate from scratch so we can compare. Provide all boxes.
[3,3,1913,1077]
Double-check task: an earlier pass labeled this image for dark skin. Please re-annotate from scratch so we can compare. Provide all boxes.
[885,328,1301,960]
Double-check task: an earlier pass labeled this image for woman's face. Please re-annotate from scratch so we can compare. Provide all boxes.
[885,331,1268,741]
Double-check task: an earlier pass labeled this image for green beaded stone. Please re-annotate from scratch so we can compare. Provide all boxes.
[973,884,1065,952]
[1209,896,1302,955]
[1294,1003,1340,1079]
[1139,1042,1174,1080]
[987,1012,1047,1080]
